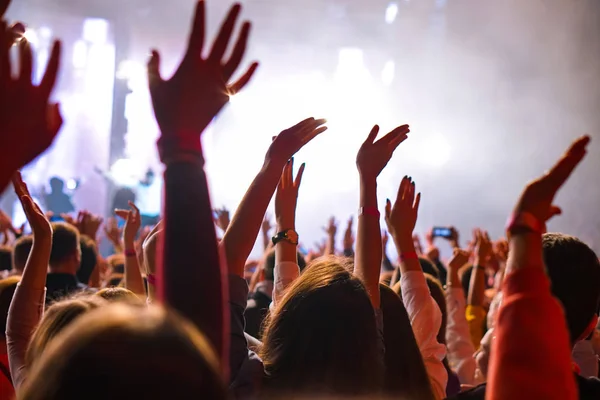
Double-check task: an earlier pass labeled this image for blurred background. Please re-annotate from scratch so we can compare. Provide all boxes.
[2,0,599,258]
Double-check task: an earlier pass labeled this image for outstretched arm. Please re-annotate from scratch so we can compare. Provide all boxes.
[220,117,327,277]
[148,0,258,377]
[355,124,409,309]
[7,172,53,389]
[115,202,146,296]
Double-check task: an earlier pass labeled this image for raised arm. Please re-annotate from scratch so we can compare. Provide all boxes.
[467,229,491,347]
[323,217,337,256]
[115,201,146,296]
[355,124,409,309]
[488,136,590,400]
[147,0,258,376]
[6,172,53,389]
[272,158,304,306]
[385,177,447,399]
[220,117,327,277]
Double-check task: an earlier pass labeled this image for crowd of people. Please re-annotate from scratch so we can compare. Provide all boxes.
[0,1,599,399]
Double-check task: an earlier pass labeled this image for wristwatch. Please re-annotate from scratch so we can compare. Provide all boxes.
[272,229,299,246]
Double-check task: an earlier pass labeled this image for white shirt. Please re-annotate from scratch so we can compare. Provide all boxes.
[400,271,448,400]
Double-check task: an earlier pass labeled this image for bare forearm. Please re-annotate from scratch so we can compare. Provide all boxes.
[468,261,486,306]
[160,160,226,364]
[393,235,421,274]
[21,237,51,290]
[123,251,146,295]
[506,233,544,275]
[275,218,297,266]
[221,160,283,277]
[355,178,381,308]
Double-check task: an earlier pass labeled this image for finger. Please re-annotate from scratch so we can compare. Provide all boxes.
[39,40,61,100]
[287,157,294,186]
[301,126,328,146]
[397,176,408,204]
[223,21,251,81]
[549,205,562,219]
[362,125,379,146]
[208,3,242,64]
[544,135,590,193]
[18,39,32,85]
[294,163,305,189]
[379,125,409,144]
[128,201,140,216]
[413,192,421,216]
[147,50,164,94]
[228,61,258,95]
[388,129,409,149]
[115,210,129,220]
[186,0,206,56]
[286,117,316,133]
[407,179,416,204]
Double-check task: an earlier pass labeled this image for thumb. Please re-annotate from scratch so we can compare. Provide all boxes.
[547,205,562,220]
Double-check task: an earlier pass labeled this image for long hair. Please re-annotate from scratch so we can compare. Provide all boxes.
[260,256,383,396]
[379,284,435,400]
[20,304,225,400]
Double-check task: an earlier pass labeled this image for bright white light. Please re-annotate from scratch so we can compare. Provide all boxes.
[385,2,399,24]
[422,135,452,167]
[381,60,395,86]
[22,29,38,46]
[334,48,370,85]
[66,179,78,190]
[83,18,108,45]
[110,159,139,187]
[72,40,87,69]
[39,26,52,40]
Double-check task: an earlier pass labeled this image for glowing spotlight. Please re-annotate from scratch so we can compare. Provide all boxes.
[66,179,79,190]
[21,29,38,45]
[385,2,399,24]
[110,159,138,187]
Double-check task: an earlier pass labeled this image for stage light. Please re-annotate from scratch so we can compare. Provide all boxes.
[110,159,139,187]
[66,179,78,190]
[83,18,108,45]
[381,60,395,86]
[385,2,399,24]
[22,29,38,45]
[72,40,87,69]
[422,135,451,168]
[39,26,52,40]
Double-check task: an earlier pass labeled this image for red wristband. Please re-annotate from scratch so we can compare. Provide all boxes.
[506,211,546,235]
[146,273,156,285]
[400,251,418,262]
[359,206,380,218]
[124,249,136,258]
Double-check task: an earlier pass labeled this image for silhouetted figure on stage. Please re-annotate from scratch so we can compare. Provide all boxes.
[43,177,75,215]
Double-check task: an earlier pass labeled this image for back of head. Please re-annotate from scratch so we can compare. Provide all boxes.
[419,257,440,281]
[543,233,600,344]
[50,223,80,269]
[50,177,63,191]
[26,296,105,367]
[0,246,11,272]
[425,274,447,345]
[0,276,20,339]
[460,265,474,296]
[13,235,33,273]
[263,249,307,282]
[379,284,434,400]
[20,304,226,400]
[76,235,97,285]
[96,287,141,304]
[261,255,382,396]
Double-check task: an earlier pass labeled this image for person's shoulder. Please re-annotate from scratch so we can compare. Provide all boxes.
[577,375,600,399]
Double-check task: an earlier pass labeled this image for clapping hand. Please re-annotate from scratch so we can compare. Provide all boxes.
[213,207,230,231]
[385,176,421,244]
[148,1,258,158]
[267,118,327,166]
[275,159,305,227]
[356,124,410,180]
[12,171,51,241]
[115,201,142,247]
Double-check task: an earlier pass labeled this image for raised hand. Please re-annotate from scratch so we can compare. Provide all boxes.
[0,23,62,186]
[323,216,337,237]
[343,217,354,250]
[448,248,470,271]
[115,201,142,247]
[473,229,492,266]
[12,171,51,240]
[76,211,103,240]
[356,124,410,180]
[147,1,258,158]
[385,176,421,243]
[103,217,123,252]
[267,117,327,166]
[213,207,230,231]
[513,135,590,227]
[275,158,304,228]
